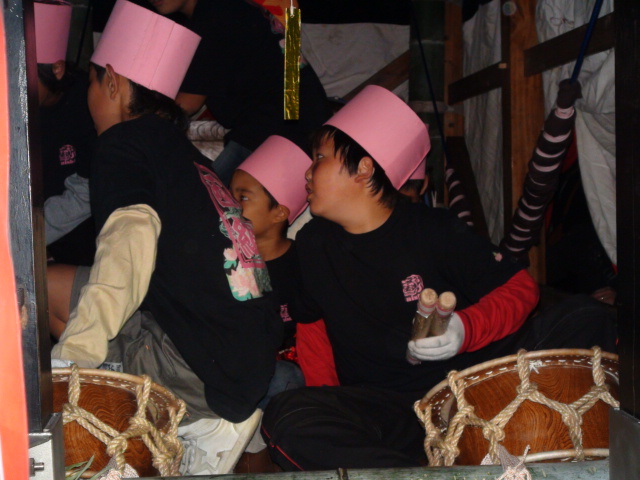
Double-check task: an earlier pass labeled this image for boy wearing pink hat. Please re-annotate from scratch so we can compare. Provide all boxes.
[34,0,98,267]
[261,85,541,469]
[231,136,309,354]
[52,1,282,474]
[228,136,310,470]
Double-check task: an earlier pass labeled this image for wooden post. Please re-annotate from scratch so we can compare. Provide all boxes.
[410,0,445,201]
[5,0,52,433]
[613,0,640,426]
[444,2,463,139]
[501,0,545,283]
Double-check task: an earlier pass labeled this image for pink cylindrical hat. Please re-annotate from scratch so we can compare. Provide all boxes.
[34,1,72,64]
[326,85,430,189]
[410,158,427,180]
[237,136,311,223]
[91,0,201,99]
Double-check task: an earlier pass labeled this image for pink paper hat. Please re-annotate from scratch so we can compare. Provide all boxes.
[326,85,430,189]
[91,0,201,99]
[34,1,72,64]
[410,158,427,180]
[238,136,311,223]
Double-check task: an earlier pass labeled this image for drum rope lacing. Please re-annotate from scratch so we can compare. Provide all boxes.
[61,364,187,476]
[414,347,620,466]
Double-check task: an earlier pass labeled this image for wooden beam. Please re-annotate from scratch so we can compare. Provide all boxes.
[614,0,640,419]
[342,50,410,102]
[503,0,546,283]
[501,1,513,240]
[524,12,615,76]
[447,62,507,105]
[147,460,610,479]
[444,2,464,137]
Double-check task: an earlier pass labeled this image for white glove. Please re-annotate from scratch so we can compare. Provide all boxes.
[407,313,465,361]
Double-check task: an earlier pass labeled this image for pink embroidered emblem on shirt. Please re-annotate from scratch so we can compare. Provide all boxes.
[280,304,292,322]
[402,274,424,302]
[59,145,76,165]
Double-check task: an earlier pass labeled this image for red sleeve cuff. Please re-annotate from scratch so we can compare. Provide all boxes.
[456,269,539,353]
[457,310,473,353]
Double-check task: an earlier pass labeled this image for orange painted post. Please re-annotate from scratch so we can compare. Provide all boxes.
[0,12,30,480]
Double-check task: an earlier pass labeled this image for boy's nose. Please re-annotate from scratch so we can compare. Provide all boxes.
[305,166,313,182]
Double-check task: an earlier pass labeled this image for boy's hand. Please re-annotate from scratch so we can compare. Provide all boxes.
[407,314,464,361]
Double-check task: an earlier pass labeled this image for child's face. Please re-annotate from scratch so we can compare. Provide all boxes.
[230,169,281,238]
[306,137,355,220]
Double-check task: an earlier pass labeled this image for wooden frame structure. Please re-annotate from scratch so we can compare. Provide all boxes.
[13,0,638,478]
[446,1,615,286]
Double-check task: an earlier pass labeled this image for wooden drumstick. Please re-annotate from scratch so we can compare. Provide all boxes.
[428,291,456,337]
[407,288,438,364]
[412,289,437,338]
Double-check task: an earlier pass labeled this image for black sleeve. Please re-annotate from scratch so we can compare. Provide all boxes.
[289,224,326,324]
[180,2,247,97]
[63,75,97,180]
[180,26,233,96]
[90,130,157,231]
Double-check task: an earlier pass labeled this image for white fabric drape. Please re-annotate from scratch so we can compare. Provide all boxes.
[536,0,616,264]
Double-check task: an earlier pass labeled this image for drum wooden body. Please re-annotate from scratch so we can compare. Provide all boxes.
[416,349,619,465]
[53,368,183,477]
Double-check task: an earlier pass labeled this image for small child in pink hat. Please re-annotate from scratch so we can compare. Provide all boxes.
[260,85,540,471]
[230,136,342,402]
[230,136,308,346]
[52,1,283,474]
[227,136,310,467]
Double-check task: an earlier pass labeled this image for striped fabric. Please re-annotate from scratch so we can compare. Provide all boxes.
[500,79,582,258]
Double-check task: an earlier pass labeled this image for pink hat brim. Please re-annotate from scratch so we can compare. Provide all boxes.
[326,85,430,189]
[410,158,427,180]
[34,2,72,64]
[91,0,200,99]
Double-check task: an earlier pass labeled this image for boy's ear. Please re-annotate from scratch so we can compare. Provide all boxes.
[274,204,290,224]
[52,60,66,80]
[104,64,120,99]
[355,156,375,184]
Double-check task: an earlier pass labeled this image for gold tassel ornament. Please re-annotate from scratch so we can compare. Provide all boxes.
[284,2,301,120]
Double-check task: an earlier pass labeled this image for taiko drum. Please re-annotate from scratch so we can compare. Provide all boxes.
[416,348,619,465]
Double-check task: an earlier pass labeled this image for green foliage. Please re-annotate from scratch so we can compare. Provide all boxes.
[65,456,110,480]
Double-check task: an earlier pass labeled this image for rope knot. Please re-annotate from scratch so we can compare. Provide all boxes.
[483,424,505,443]
[59,367,186,476]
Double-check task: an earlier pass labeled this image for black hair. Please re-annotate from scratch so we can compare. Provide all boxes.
[92,63,189,132]
[37,62,75,97]
[400,179,422,195]
[310,125,400,209]
[262,185,279,211]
